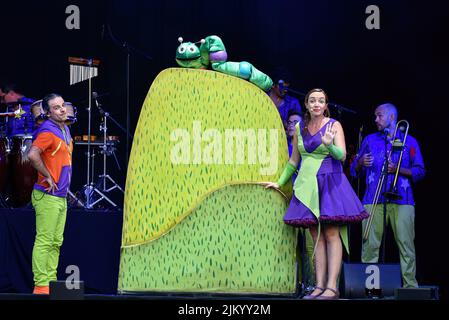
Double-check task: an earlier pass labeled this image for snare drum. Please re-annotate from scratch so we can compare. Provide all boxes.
[31,99,47,125]
[8,135,37,207]
[64,102,77,125]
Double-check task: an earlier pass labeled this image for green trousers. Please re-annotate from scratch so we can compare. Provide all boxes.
[361,204,418,288]
[31,189,67,286]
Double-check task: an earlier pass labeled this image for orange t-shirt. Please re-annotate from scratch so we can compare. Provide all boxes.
[32,120,73,197]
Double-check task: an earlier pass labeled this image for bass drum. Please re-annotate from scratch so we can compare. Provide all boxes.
[0,137,9,197]
[8,135,37,208]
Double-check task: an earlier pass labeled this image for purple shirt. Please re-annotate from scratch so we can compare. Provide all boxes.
[350,132,425,205]
[271,95,302,129]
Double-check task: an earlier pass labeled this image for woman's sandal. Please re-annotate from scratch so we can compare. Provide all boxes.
[315,287,340,300]
[302,287,325,300]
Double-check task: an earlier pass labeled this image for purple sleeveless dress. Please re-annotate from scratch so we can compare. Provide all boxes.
[283,119,368,227]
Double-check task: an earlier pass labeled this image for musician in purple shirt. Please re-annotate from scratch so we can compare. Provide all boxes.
[268,67,302,132]
[350,103,425,287]
[2,83,35,136]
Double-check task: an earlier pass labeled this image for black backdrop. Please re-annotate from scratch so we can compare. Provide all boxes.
[1,0,448,298]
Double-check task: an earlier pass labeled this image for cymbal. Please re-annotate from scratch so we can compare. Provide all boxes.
[0,112,18,117]
[0,108,26,118]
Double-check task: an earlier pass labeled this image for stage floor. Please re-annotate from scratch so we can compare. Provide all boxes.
[0,208,123,294]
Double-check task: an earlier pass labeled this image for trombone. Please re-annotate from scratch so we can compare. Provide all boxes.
[362,120,410,241]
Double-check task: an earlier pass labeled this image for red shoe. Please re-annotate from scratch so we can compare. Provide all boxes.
[33,286,49,294]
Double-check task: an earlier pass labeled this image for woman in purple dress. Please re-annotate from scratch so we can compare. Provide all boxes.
[265,89,368,299]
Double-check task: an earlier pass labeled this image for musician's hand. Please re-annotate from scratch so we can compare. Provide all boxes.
[44,177,59,194]
[359,152,373,167]
[262,182,280,190]
[387,161,397,173]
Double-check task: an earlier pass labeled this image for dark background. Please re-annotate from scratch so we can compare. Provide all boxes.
[1,0,448,298]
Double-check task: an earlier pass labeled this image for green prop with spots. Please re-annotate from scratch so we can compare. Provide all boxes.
[119,68,296,293]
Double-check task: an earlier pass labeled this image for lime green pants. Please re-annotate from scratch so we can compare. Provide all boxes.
[31,189,67,286]
[361,204,418,288]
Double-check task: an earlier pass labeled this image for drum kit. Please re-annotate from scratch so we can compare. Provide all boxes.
[0,101,51,207]
[1,56,126,209]
[0,97,124,209]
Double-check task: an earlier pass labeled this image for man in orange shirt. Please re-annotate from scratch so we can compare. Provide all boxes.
[28,93,73,295]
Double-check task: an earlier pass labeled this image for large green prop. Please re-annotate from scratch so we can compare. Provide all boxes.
[119,68,296,293]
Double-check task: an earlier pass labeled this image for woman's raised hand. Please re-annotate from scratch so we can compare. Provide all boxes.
[320,122,337,146]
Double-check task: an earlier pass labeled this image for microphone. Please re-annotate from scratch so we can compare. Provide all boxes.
[278,79,284,92]
[383,128,390,135]
[92,92,102,107]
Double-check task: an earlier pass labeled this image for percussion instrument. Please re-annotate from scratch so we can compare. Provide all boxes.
[64,102,77,125]
[0,137,9,194]
[74,135,119,142]
[8,135,37,207]
[4,104,34,136]
[31,99,46,124]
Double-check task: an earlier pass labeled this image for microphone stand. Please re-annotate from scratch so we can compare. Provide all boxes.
[85,63,94,208]
[357,126,363,198]
[95,97,131,141]
[93,96,125,197]
[104,24,151,169]
[82,68,113,209]
[286,87,358,119]
[78,64,113,209]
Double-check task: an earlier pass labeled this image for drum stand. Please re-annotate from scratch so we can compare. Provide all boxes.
[85,101,124,208]
[67,189,85,208]
[80,75,116,209]
[79,95,124,209]
[96,108,124,195]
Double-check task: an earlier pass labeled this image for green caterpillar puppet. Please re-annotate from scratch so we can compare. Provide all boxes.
[175,35,273,91]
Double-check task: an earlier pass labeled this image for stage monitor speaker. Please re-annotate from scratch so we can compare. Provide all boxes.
[395,286,439,300]
[49,280,85,300]
[340,263,401,299]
